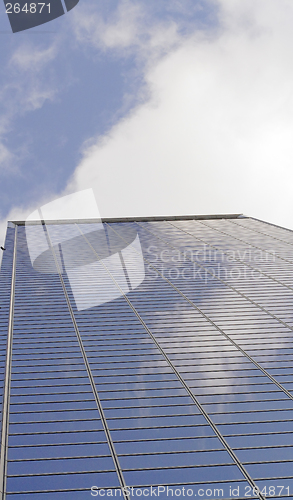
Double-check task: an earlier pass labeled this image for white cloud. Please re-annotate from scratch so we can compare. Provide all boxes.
[64,0,293,231]
[2,0,293,250]
[0,143,13,166]
[24,86,56,111]
[0,40,60,172]
[7,41,60,113]
[71,0,181,62]
[72,0,143,49]
[9,43,57,72]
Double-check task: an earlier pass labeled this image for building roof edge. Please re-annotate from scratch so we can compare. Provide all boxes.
[9,213,244,226]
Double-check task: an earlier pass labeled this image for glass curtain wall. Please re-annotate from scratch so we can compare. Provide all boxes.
[1,216,293,499]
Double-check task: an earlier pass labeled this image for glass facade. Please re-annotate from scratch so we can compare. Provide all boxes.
[1,215,293,499]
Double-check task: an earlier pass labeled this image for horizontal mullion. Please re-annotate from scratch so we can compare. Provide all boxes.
[10,417,102,425]
[7,468,117,478]
[9,453,111,462]
[8,462,235,478]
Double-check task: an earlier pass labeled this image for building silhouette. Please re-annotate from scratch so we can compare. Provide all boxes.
[1,214,293,499]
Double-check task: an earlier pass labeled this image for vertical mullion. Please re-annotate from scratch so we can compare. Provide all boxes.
[43,222,128,498]
[136,220,293,401]
[0,225,17,500]
[78,223,266,500]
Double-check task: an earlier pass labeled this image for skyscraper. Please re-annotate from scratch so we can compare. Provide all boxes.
[1,214,293,500]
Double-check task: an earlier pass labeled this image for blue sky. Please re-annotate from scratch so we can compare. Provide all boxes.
[1,0,293,245]
[0,1,217,226]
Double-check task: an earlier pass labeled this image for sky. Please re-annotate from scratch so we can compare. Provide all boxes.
[1,0,293,248]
